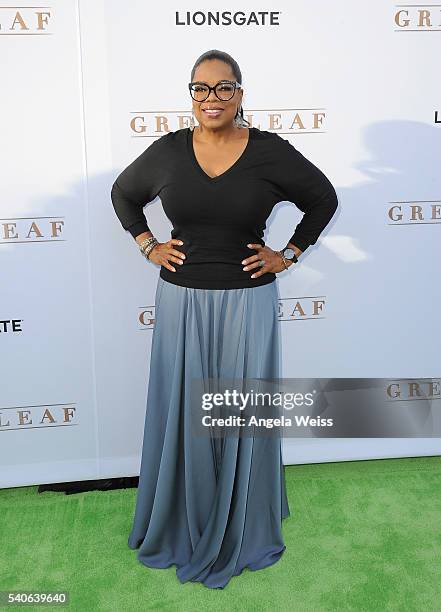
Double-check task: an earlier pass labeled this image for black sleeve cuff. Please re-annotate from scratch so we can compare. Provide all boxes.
[126,220,150,239]
[288,234,310,253]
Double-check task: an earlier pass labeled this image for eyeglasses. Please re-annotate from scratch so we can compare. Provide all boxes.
[188,80,242,102]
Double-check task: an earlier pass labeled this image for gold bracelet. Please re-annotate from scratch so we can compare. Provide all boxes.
[142,239,158,260]
[277,251,289,270]
[138,237,158,258]
[139,236,157,253]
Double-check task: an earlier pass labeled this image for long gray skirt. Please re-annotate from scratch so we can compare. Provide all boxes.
[128,276,290,589]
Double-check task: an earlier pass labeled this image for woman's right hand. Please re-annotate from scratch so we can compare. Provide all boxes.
[148,239,185,272]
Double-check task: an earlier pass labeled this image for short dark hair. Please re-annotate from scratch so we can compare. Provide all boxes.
[190,49,250,127]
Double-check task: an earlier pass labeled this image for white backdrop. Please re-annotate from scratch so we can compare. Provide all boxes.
[1,0,440,488]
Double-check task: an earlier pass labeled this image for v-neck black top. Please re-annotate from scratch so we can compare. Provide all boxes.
[111,126,338,289]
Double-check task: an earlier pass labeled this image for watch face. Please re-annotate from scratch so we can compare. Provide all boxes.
[283,248,295,259]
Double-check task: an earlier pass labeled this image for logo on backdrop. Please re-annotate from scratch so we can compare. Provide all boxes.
[0,218,65,241]
[140,297,327,330]
[0,404,76,430]
[129,109,327,138]
[0,320,23,333]
[175,11,281,26]
[394,6,441,31]
[387,379,440,401]
[387,201,441,224]
[278,296,327,321]
[0,7,52,34]
[139,307,156,330]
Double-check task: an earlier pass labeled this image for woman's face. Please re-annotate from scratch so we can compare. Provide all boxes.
[190,59,243,130]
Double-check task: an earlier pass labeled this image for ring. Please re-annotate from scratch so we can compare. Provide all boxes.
[258,260,265,267]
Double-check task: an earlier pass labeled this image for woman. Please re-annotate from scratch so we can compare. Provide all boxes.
[111,49,338,589]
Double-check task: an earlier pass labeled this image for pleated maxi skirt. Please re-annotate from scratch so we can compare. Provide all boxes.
[128,276,290,589]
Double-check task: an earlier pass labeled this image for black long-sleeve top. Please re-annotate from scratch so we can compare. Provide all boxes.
[111,126,338,289]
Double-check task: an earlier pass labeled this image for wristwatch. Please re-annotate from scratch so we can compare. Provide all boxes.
[277,246,298,271]
[280,247,298,264]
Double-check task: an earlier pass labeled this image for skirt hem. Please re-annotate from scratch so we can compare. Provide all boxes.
[132,535,288,589]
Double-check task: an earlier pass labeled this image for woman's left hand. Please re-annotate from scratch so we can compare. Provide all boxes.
[241,243,291,279]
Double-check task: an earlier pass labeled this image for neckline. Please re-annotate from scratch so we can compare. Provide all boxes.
[187,126,253,183]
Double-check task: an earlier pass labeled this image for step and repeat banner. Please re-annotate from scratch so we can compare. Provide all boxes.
[1,0,440,487]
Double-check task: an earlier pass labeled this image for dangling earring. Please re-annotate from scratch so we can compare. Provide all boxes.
[235,104,244,127]
[234,106,240,127]
[190,109,195,131]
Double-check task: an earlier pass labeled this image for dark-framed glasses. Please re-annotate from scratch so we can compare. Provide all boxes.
[188,80,242,102]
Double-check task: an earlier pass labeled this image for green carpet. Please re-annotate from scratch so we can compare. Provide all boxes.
[1,456,440,611]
